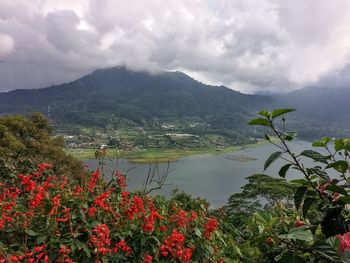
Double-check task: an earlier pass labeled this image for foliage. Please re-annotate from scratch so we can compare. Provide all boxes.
[0,164,239,262]
[0,113,82,181]
[225,108,350,262]
[226,174,295,220]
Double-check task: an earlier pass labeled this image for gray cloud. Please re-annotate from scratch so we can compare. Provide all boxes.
[0,0,350,93]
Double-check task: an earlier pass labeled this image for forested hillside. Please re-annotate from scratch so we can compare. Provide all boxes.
[0,67,349,139]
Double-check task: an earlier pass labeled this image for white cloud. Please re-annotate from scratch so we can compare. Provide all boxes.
[0,33,14,55]
[0,0,350,93]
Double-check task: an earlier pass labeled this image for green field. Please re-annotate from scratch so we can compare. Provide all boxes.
[67,139,272,164]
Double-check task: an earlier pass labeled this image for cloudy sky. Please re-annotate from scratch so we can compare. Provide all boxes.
[1,0,350,94]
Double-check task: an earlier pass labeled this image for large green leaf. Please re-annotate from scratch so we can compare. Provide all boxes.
[327,160,349,173]
[313,240,340,262]
[294,185,308,209]
[271,108,295,118]
[279,163,293,178]
[279,228,313,242]
[264,151,282,171]
[302,197,315,218]
[25,229,37,237]
[300,150,328,164]
[248,118,270,127]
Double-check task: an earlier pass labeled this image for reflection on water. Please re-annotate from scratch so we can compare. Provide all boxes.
[85,140,312,208]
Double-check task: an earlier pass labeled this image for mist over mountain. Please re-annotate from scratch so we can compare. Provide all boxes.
[272,86,350,138]
[0,67,349,139]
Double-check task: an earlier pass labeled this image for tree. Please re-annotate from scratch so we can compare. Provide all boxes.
[225,174,295,226]
[0,112,82,180]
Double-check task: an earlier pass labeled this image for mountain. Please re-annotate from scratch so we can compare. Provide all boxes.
[0,67,271,131]
[0,67,349,139]
[272,86,350,138]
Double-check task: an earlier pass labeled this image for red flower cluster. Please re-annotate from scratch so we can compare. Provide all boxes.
[112,239,132,256]
[0,163,226,262]
[125,196,145,220]
[142,210,164,233]
[88,170,100,192]
[170,209,197,228]
[204,218,218,239]
[115,170,126,189]
[160,229,192,262]
[89,224,111,255]
[93,191,112,211]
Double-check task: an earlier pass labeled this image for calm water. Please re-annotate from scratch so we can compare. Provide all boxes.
[85,140,312,208]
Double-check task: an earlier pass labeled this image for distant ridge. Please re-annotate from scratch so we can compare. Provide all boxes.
[0,66,270,130]
[0,66,349,139]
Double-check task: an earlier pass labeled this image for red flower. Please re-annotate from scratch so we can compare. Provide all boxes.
[115,171,126,189]
[37,163,53,172]
[88,170,100,193]
[337,232,350,252]
[203,218,218,239]
[295,219,304,228]
[34,245,46,253]
[142,254,153,263]
[73,185,83,196]
[49,194,61,215]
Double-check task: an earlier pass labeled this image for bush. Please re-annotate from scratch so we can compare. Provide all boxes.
[0,164,237,262]
[224,109,350,262]
[0,113,82,181]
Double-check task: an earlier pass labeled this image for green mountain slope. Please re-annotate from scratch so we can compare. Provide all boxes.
[0,67,349,139]
[0,67,271,130]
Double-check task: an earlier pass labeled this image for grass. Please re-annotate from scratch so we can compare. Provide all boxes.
[67,138,276,164]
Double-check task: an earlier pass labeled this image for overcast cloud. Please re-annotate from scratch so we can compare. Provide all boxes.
[1,0,350,93]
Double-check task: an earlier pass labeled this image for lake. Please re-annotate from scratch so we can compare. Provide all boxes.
[85,140,312,208]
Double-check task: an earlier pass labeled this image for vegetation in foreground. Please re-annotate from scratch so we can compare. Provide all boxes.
[1,109,350,262]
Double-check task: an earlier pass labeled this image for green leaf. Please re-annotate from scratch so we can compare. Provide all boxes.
[195,228,202,238]
[280,252,306,263]
[279,228,313,242]
[294,185,308,210]
[326,236,341,250]
[248,118,270,127]
[264,134,271,141]
[271,108,295,119]
[300,150,328,164]
[79,243,91,257]
[335,139,346,151]
[279,164,293,178]
[322,136,332,144]
[264,151,282,171]
[312,141,326,147]
[36,236,47,243]
[25,229,37,237]
[258,110,270,117]
[289,179,307,185]
[302,197,315,218]
[327,160,349,173]
[313,240,340,261]
[79,209,87,223]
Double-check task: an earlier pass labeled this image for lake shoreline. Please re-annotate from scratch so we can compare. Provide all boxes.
[68,138,275,164]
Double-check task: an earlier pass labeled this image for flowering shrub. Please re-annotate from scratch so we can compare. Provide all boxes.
[0,163,234,262]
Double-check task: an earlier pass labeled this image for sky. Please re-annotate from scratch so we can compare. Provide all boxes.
[1,0,350,94]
